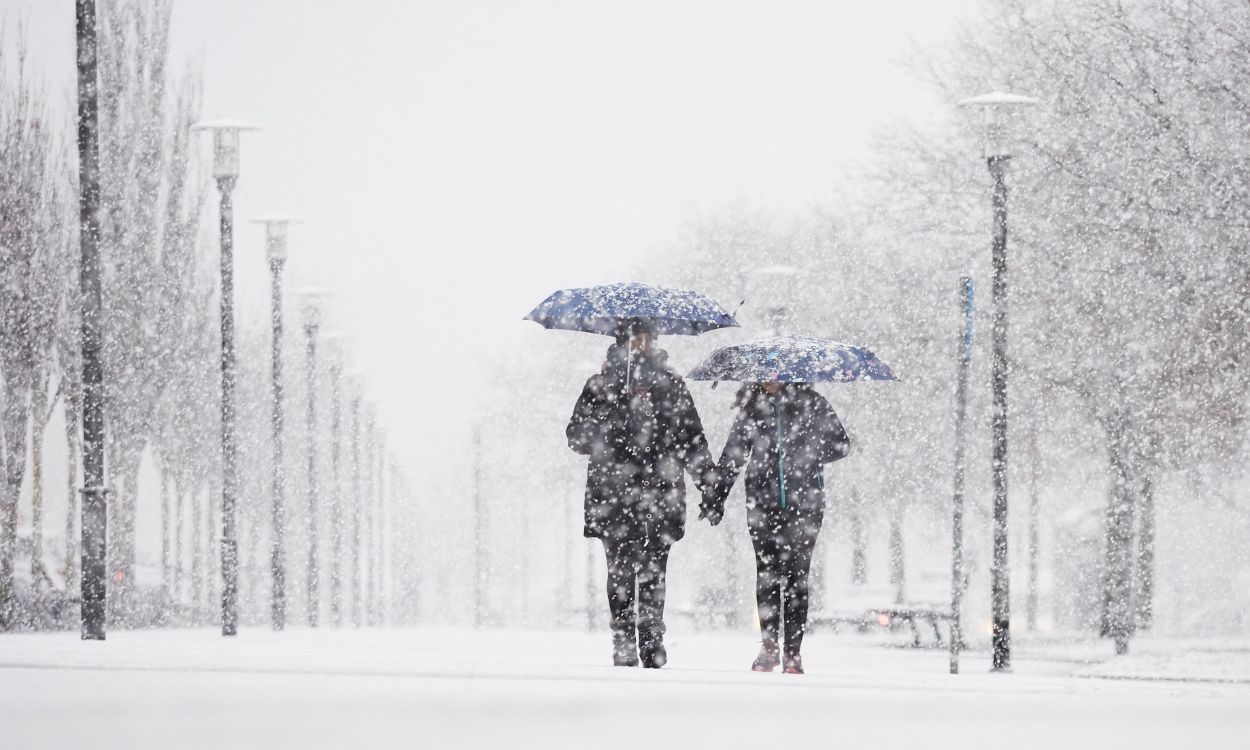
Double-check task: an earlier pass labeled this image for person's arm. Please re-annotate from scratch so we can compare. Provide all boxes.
[715,406,755,503]
[669,378,716,492]
[811,393,850,463]
[566,378,606,457]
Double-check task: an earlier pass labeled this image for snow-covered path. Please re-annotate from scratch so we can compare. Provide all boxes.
[1,628,1246,749]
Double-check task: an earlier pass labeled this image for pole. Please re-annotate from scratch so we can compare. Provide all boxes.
[1026,426,1040,631]
[950,274,974,674]
[988,154,1011,672]
[76,0,108,641]
[329,358,343,627]
[349,391,362,627]
[269,256,287,630]
[217,174,240,637]
[473,424,484,629]
[362,412,376,626]
[304,320,320,627]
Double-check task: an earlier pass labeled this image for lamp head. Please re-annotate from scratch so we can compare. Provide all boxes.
[957,91,1038,157]
[251,215,301,265]
[192,118,261,179]
[295,287,329,330]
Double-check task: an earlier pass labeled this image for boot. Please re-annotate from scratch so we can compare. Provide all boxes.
[639,636,667,669]
[613,632,639,667]
[782,653,804,675]
[751,641,780,672]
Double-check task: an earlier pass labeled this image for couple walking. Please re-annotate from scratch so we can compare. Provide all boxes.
[566,323,850,674]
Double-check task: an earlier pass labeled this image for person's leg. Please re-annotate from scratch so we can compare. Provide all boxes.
[782,510,823,671]
[749,510,783,670]
[602,536,641,666]
[636,538,672,668]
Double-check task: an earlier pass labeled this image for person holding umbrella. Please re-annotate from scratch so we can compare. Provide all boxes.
[527,283,737,668]
[694,336,896,674]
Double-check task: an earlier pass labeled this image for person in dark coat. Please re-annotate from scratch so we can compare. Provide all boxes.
[567,324,715,668]
[705,381,849,674]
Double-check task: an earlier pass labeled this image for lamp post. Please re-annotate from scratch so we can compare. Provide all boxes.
[958,90,1037,672]
[254,216,299,631]
[348,378,363,627]
[363,403,378,626]
[324,333,347,627]
[297,288,328,627]
[76,0,108,641]
[193,117,260,637]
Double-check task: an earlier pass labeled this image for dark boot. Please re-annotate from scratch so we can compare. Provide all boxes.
[613,632,639,667]
[639,637,667,669]
[782,653,804,675]
[752,641,780,672]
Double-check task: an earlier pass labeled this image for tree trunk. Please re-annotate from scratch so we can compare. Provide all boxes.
[173,480,185,612]
[1026,428,1041,632]
[0,390,32,630]
[64,391,80,596]
[30,377,49,594]
[888,503,905,604]
[160,465,171,599]
[1100,412,1136,654]
[190,484,204,623]
[849,486,867,586]
[1134,472,1155,631]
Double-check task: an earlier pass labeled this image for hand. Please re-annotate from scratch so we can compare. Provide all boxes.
[698,487,724,527]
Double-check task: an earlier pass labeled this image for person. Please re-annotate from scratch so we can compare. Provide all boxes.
[704,381,849,674]
[566,322,715,668]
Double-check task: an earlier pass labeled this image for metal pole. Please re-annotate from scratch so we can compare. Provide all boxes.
[349,391,362,627]
[988,154,1011,672]
[329,358,343,627]
[950,274,974,674]
[473,424,484,628]
[303,320,320,627]
[76,0,108,641]
[217,174,241,637]
[269,257,287,630]
[1026,427,1040,631]
[362,412,376,626]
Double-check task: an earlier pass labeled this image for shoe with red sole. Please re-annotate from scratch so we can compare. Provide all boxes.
[783,655,804,675]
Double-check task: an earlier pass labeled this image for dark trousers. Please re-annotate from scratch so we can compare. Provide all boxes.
[601,536,672,647]
[748,505,823,657]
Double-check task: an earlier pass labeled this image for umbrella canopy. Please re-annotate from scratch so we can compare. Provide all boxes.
[524,282,739,336]
[687,335,898,383]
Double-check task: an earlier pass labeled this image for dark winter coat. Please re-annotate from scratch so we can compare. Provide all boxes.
[713,385,849,518]
[567,344,715,544]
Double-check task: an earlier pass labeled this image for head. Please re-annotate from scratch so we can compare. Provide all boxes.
[761,381,784,395]
[630,330,656,354]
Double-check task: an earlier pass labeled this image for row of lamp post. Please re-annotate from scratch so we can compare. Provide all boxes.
[184,121,394,636]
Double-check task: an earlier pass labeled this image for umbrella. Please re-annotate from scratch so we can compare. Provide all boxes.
[524,282,739,337]
[686,335,898,383]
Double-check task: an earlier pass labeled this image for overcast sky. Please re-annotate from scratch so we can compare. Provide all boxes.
[7,0,980,488]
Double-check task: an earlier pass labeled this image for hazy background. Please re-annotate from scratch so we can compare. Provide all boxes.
[3,0,979,492]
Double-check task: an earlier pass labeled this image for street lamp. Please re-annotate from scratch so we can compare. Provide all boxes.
[253,216,299,631]
[297,287,328,627]
[347,375,364,628]
[193,117,260,637]
[958,90,1038,672]
[323,332,348,627]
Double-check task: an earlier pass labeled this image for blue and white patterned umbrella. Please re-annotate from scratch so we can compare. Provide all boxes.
[524,282,739,336]
[687,335,898,383]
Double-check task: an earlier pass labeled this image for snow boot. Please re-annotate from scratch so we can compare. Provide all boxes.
[782,654,804,675]
[613,633,639,667]
[640,639,667,669]
[751,642,780,672]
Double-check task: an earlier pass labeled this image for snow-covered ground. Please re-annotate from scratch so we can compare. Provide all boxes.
[1,627,1246,749]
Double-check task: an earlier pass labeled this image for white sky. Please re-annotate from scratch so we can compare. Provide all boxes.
[6,0,980,488]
